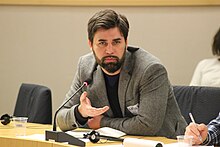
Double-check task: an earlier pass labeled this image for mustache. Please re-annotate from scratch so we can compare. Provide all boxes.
[102,56,119,61]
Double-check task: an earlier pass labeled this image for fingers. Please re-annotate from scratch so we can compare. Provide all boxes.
[197,123,207,132]
[185,123,203,145]
[79,92,109,117]
[188,123,200,136]
[87,106,109,117]
[85,96,91,105]
[80,91,91,106]
[80,91,87,103]
[87,115,103,129]
[197,123,208,142]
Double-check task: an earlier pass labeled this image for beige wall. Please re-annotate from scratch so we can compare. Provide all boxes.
[0,6,220,117]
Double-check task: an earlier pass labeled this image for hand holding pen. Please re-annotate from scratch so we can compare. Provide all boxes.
[189,113,203,142]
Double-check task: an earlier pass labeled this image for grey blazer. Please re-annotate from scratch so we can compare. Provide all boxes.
[57,46,187,139]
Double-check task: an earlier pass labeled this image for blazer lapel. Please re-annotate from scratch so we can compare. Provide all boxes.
[92,66,113,116]
[118,50,133,116]
[118,71,131,116]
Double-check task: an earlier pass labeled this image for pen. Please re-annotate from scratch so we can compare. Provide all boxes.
[189,113,203,142]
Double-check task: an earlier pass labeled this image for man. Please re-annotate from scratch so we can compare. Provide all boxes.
[185,113,220,145]
[57,9,187,139]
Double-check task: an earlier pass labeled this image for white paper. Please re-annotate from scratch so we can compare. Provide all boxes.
[96,127,126,138]
[164,142,214,147]
[123,138,164,147]
[66,130,88,138]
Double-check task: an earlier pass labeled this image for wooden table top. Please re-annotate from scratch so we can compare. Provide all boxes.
[0,122,177,146]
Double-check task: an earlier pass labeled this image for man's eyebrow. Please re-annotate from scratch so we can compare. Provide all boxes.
[113,38,122,41]
[98,38,122,42]
[98,39,107,42]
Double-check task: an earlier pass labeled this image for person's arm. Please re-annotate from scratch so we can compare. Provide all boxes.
[57,90,109,131]
[100,63,170,135]
[56,54,109,131]
[204,113,220,145]
[185,113,220,146]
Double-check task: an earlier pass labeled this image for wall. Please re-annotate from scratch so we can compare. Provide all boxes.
[0,6,220,117]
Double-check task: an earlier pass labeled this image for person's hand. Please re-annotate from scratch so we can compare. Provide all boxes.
[78,92,109,118]
[88,115,103,129]
[185,123,208,145]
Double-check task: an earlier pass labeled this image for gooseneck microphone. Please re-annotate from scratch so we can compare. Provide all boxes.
[53,79,91,131]
[46,79,91,146]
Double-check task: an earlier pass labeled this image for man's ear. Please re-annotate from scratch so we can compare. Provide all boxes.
[125,39,128,46]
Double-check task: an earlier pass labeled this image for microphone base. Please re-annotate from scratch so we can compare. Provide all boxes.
[45,130,85,146]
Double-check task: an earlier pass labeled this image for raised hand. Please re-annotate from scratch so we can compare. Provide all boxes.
[78,92,109,118]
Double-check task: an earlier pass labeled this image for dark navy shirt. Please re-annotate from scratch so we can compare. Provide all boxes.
[103,72,122,118]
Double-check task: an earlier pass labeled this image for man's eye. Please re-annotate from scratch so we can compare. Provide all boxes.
[112,40,121,45]
[99,42,107,46]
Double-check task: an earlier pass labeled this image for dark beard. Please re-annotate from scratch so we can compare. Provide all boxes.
[94,51,126,73]
[101,56,122,73]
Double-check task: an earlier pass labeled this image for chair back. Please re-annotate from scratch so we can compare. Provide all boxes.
[173,86,220,125]
[13,83,52,124]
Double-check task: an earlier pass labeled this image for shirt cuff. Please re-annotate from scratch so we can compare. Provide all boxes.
[202,132,211,145]
[74,105,88,125]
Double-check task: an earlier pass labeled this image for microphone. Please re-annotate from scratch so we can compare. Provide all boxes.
[53,79,91,131]
[45,79,91,146]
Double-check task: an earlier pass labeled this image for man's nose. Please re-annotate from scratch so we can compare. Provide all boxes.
[105,44,114,54]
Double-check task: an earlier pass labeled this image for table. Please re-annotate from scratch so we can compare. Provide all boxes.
[0,122,177,147]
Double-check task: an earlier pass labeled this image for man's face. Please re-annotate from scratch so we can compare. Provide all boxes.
[89,27,127,75]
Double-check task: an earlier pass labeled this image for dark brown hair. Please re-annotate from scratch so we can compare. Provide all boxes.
[87,9,129,43]
[212,27,220,56]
